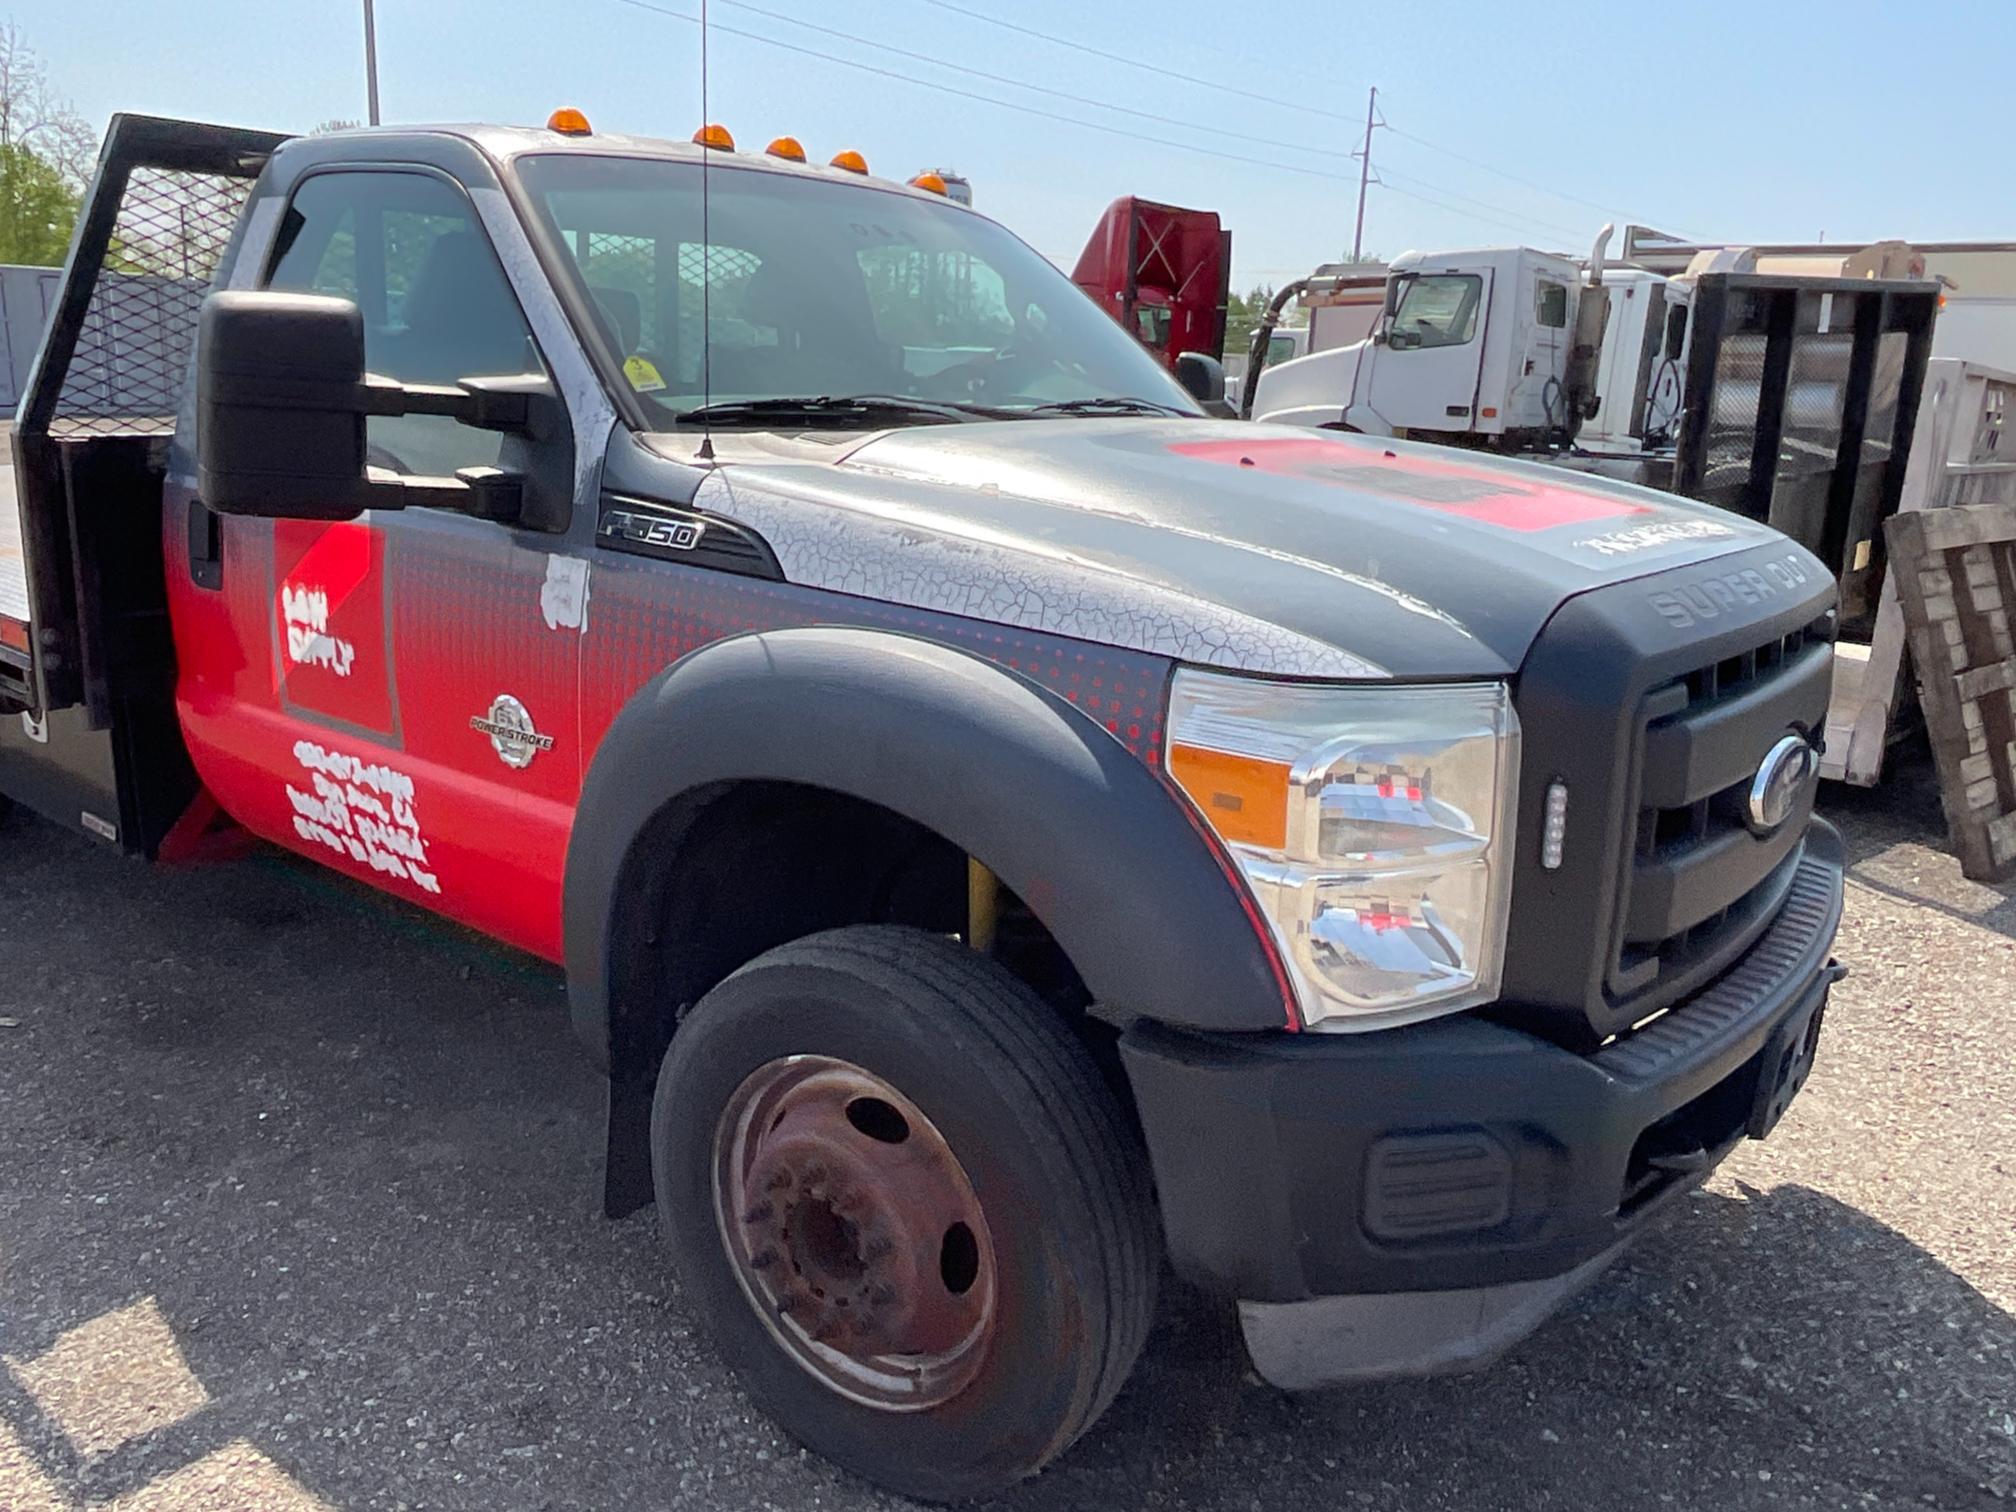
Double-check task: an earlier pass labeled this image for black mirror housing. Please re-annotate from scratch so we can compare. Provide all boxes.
[1173,350,1230,414]
[195,290,566,526]
[198,291,374,520]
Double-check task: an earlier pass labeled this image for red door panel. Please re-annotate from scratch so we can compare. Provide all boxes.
[167,496,580,962]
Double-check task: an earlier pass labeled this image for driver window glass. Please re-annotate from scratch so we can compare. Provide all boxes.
[1391,273,1482,349]
[1131,302,1171,352]
[266,170,543,477]
[1535,280,1568,329]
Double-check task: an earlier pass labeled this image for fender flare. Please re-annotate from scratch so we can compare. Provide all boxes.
[563,626,1293,1074]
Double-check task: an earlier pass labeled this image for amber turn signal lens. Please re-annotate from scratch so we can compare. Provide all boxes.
[1168,743,1290,851]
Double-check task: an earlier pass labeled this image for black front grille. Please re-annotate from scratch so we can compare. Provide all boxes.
[1608,611,1836,1016]
[1498,541,1839,1046]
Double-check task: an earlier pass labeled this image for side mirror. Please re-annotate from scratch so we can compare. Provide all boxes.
[1174,351,1232,416]
[197,290,557,523]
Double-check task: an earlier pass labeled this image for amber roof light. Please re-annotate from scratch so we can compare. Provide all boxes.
[547,107,592,136]
[765,135,807,162]
[829,149,869,174]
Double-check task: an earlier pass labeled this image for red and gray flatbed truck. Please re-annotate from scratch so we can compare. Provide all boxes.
[2,113,1844,1501]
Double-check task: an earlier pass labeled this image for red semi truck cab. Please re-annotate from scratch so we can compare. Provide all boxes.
[1071,195,1230,375]
[2,116,1844,1502]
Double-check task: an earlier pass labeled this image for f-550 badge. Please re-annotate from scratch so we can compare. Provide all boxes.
[600,508,707,552]
[471,694,555,770]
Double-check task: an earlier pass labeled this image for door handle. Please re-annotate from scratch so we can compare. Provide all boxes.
[187,498,222,591]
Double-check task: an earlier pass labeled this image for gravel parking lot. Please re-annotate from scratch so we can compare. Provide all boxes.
[1,759,2012,1511]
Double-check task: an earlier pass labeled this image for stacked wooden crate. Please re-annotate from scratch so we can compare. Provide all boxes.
[1886,502,2016,880]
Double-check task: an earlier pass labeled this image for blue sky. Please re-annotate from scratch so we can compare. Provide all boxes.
[27,0,2015,291]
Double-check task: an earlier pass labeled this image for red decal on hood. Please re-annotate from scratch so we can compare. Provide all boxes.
[1167,437,1651,533]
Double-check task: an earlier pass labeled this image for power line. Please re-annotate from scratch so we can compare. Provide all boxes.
[1374,166,1585,243]
[1383,123,1695,240]
[606,0,1371,184]
[711,0,1343,161]
[914,0,1691,240]
[603,0,1612,257]
[1374,179,1586,246]
[913,0,1362,126]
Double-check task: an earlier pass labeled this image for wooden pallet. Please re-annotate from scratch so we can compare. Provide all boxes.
[1885,501,2016,880]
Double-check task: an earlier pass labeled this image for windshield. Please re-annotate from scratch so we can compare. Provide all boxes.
[1389,274,1481,349]
[515,153,1201,425]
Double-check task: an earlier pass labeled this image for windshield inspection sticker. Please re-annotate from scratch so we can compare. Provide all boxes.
[285,739,440,895]
[623,355,667,392]
[1167,436,1652,533]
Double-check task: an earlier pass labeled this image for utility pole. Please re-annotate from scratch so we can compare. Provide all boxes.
[363,0,382,126]
[1351,85,1380,263]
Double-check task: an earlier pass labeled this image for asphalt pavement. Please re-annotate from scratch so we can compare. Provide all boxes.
[1,756,2012,1511]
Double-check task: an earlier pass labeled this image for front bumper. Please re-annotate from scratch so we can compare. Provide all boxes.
[1119,819,1844,1379]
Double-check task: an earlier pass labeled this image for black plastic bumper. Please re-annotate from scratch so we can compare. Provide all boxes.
[1120,820,1846,1304]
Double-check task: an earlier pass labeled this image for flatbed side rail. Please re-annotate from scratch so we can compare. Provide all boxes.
[8,113,287,720]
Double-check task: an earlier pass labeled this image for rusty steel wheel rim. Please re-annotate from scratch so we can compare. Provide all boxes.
[712,1055,999,1411]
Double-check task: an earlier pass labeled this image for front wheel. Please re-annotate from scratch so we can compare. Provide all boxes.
[651,925,1159,1503]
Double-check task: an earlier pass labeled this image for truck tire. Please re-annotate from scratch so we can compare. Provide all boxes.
[650,924,1159,1502]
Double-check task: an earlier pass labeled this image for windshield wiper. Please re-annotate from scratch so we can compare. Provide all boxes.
[677,394,1021,427]
[1022,396,1194,417]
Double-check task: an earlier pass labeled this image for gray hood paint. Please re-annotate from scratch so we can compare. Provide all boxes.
[657,420,1785,680]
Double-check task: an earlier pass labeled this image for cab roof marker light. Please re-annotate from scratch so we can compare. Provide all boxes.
[909,171,949,195]
[765,135,807,162]
[693,122,735,150]
[830,148,869,174]
[1541,780,1569,870]
[546,108,593,136]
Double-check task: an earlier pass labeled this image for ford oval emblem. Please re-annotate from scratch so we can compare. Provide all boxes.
[1746,734,1817,836]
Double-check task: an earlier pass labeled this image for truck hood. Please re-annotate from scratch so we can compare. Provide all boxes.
[678,420,1787,679]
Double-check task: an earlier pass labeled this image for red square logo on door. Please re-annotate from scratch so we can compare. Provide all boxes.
[273,519,396,738]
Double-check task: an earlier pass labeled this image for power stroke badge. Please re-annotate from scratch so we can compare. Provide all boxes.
[471,694,555,770]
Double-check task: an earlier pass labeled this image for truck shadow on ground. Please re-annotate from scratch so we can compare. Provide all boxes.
[1820,744,2016,939]
[0,815,2011,1511]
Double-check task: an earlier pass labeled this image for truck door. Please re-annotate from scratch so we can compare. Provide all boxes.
[168,165,584,959]
[1365,269,1492,435]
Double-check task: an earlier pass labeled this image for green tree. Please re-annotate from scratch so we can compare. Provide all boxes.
[0,140,75,264]
[1223,284,1280,360]
[0,23,94,188]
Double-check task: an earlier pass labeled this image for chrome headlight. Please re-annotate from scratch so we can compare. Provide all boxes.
[1167,670,1520,1031]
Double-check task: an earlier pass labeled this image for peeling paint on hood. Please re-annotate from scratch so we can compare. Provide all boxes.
[659,418,1785,680]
